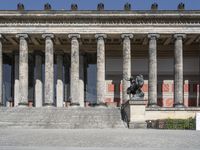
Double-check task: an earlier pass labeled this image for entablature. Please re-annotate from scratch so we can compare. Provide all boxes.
[1,10,200,27]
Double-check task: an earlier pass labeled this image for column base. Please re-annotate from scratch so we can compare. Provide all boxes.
[18,102,28,107]
[0,103,3,107]
[174,103,185,108]
[148,103,159,108]
[44,103,55,107]
[70,103,80,107]
[96,103,107,108]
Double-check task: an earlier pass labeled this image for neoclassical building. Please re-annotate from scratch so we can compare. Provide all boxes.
[0,2,200,109]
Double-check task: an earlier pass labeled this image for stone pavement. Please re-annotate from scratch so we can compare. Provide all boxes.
[0,129,200,150]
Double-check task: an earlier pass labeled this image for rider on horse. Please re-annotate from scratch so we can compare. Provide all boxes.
[125,74,144,100]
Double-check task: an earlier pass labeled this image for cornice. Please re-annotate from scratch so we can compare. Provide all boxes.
[1,10,200,19]
[0,10,200,28]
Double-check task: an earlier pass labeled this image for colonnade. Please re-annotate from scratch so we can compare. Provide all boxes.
[121,33,185,107]
[0,33,186,107]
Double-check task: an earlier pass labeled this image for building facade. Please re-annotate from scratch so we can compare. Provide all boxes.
[0,3,200,109]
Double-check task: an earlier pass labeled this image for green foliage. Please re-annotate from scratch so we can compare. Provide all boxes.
[147,117,196,129]
[164,117,195,129]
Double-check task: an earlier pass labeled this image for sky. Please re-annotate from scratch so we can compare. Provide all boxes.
[0,0,200,10]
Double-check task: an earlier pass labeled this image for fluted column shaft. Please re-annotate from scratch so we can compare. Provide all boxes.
[35,52,43,107]
[0,35,3,106]
[95,34,107,105]
[174,34,186,107]
[121,34,133,103]
[16,34,29,106]
[56,53,64,107]
[148,34,160,107]
[68,34,80,106]
[42,34,54,106]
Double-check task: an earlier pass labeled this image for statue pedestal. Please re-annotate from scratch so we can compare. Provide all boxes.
[122,100,147,129]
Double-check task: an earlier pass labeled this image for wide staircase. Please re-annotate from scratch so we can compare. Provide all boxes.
[0,107,126,129]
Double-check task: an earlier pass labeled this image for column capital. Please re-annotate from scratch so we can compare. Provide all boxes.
[68,33,80,39]
[95,33,107,39]
[148,33,160,39]
[42,33,54,39]
[16,33,29,39]
[121,33,134,39]
[174,33,186,39]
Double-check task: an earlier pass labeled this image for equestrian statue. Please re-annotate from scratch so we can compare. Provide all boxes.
[125,74,144,100]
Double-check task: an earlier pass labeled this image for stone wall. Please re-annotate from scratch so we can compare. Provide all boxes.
[145,108,200,120]
[106,58,199,75]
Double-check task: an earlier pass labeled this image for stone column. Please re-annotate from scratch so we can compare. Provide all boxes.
[35,52,43,107]
[121,33,133,103]
[174,34,186,107]
[68,34,80,106]
[95,34,107,105]
[79,54,84,107]
[0,35,3,106]
[56,52,64,107]
[42,34,54,106]
[16,34,29,106]
[14,52,19,106]
[148,33,160,107]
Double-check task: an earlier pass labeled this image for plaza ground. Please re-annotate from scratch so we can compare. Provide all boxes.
[0,129,199,150]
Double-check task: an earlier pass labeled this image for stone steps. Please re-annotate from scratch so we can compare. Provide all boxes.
[0,107,126,129]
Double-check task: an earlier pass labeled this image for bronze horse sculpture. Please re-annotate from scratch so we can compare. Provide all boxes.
[125,74,144,100]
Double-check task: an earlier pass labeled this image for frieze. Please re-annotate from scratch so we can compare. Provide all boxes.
[0,19,200,27]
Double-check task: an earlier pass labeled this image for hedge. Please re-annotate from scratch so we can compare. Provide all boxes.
[146,117,196,129]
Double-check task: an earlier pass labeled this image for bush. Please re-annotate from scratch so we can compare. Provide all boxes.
[147,117,196,130]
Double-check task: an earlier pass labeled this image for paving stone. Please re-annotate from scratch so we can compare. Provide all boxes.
[0,129,200,150]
